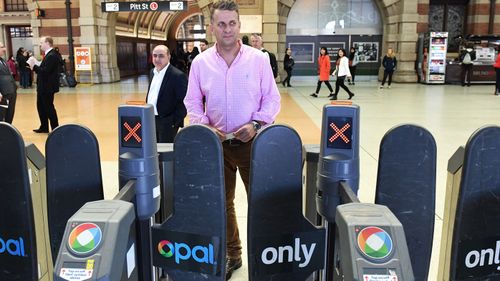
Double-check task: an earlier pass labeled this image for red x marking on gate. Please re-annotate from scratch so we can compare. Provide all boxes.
[123,122,142,143]
[329,122,350,143]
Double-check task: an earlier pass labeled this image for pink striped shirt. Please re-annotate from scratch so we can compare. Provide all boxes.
[184,43,281,134]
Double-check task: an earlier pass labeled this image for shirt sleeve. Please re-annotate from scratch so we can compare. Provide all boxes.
[252,55,281,124]
[184,59,210,125]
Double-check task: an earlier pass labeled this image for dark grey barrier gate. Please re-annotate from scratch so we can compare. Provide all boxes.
[248,125,326,281]
[46,124,104,263]
[450,126,500,280]
[375,124,436,281]
[0,123,38,281]
[152,125,226,280]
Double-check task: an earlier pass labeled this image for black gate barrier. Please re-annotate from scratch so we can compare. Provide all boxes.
[0,122,38,281]
[152,125,226,281]
[449,126,500,280]
[248,125,326,281]
[46,124,104,263]
[375,124,436,281]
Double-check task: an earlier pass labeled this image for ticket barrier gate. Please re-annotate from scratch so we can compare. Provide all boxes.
[26,143,54,281]
[54,105,227,281]
[0,123,39,281]
[0,122,110,281]
[247,121,415,281]
[315,104,425,281]
[53,199,137,281]
[438,126,500,280]
[335,204,414,281]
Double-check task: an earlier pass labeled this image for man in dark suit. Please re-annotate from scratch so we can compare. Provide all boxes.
[146,45,187,143]
[28,36,60,133]
[0,42,17,124]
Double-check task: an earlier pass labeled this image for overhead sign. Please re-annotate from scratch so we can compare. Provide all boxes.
[101,1,187,12]
[74,47,92,71]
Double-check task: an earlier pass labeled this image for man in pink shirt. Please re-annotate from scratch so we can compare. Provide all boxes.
[184,1,280,279]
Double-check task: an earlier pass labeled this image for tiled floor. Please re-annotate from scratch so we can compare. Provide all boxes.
[10,76,500,281]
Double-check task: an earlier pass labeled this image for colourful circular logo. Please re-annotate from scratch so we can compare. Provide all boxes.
[158,240,174,258]
[68,223,102,255]
[357,226,393,260]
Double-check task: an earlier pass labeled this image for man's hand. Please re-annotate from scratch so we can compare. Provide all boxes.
[234,123,257,143]
[0,93,2,102]
[208,126,226,142]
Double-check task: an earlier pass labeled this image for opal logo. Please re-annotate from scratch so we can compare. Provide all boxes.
[465,240,500,270]
[261,238,316,268]
[357,226,393,260]
[157,240,215,265]
[68,223,102,255]
[158,240,174,258]
[0,237,26,257]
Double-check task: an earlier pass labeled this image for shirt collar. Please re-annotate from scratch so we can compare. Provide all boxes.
[153,63,169,75]
[214,40,243,59]
[45,48,53,55]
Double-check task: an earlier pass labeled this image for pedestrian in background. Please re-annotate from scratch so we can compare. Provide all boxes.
[311,46,334,97]
[0,42,18,124]
[282,47,294,87]
[347,46,359,85]
[494,45,500,96]
[380,48,397,89]
[330,48,354,100]
[459,44,476,87]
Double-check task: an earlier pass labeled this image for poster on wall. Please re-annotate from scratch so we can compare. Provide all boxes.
[289,43,315,63]
[74,47,92,71]
[353,42,379,63]
[320,42,345,63]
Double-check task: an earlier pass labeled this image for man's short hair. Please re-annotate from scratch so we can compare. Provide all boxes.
[200,39,209,45]
[42,36,54,47]
[210,0,239,21]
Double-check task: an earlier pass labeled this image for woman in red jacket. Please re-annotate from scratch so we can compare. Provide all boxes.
[494,46,500,96]
[311,47,334,97]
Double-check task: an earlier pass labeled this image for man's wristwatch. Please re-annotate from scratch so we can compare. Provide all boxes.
[252,120,262,131]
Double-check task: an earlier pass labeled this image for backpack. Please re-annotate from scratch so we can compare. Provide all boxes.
[262,49,278,78]
[463,53,472,64]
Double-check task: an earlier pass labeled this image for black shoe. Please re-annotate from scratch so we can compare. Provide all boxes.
[33,128,49,133]
[348,93,355,100]
[282,81,286,87]
[310,93,318,98]
[226,257,242,280]
[329,94,338,100]
[287,84,292,87]
[328,93,334,98]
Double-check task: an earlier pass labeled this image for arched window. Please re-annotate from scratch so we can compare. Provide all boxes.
[287,0,382,35]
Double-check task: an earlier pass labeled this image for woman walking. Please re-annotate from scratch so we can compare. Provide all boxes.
[330,49,354,100]
[380,48,397,89]
[282,47,294,87]
[494,46,500,95]
[311,47,334,97]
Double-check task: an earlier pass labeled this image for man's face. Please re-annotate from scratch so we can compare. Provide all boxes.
[39,38,50,52]
[210,9,240,49]
[250,35,262,49]
[152,46,170,71]
[200,42,208,52]
[0,43,6,57]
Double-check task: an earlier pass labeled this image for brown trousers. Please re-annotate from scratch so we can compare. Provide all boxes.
[222,140,252,259]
